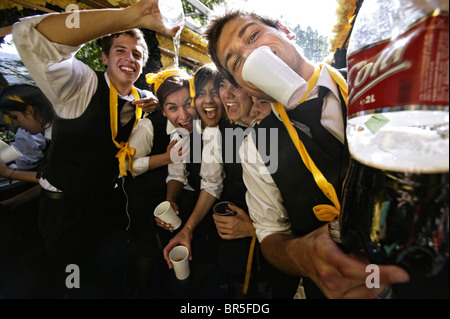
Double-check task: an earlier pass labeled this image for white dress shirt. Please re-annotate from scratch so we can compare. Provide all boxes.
[128,116,187,179]
[239,66,345,243]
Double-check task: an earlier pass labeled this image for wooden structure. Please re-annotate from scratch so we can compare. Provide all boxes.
[1,0,363,70]
[0,0,212,70]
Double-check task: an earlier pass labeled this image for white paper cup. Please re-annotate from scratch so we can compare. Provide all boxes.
[169,245,190,280]
[153,201,182,230]
[0,145,23,163]
[0,139,9,152]
[242,46,306,108]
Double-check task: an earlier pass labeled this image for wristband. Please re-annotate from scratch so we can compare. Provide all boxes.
[7,168,17,183]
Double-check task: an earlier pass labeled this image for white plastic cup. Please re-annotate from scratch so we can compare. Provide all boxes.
[0,145,23,163]
[169,245,190,280]
[0,139,9,152]
[242,46,306,108]
[159,0,185,29]
[153,201,182,230]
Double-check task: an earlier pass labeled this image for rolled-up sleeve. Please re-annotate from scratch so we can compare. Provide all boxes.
[128,118,154,176]
[240,133,293,243]
[12,14,97,119]
[167,162,188,185]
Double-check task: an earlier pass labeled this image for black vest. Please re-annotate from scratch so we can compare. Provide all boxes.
[217,120,256,283]
[255,86,349,298]
[219,120,250,210]
[256,87,349,236]
[124,109,171,196]
[43,72,144,200]
[179,123,203,192]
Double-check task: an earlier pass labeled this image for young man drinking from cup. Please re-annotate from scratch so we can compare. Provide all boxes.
[204,8,410,299]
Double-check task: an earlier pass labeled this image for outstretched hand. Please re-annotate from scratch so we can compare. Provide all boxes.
[294,224,410,298]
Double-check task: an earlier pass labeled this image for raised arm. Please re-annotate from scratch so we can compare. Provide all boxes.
[35,0,179,46]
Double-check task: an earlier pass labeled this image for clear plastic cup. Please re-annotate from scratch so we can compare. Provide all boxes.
[159,0,185,29]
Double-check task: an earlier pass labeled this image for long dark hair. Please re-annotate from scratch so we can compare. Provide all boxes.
[193,64,221,99]
[0,84,55,129]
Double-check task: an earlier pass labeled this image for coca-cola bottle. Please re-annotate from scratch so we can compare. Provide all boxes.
[339,0,449,286]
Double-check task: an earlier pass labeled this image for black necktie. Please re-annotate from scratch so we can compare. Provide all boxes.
[118,99,135,127]
[287,86,344,162]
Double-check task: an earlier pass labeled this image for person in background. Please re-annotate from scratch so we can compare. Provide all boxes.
[124,68,195,298]
[11,0,177,298]
[205,8,410,298]
[156,64,225,298]
[0,84,53,185]
[0,83,55,298]
[163,73,273,298]
[250,97,272,125]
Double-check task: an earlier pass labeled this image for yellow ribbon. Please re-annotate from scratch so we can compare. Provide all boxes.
[272,63,347,221]
[146,69,189,95]
[5,95,25,103]
[242,236,257,295]
[109,80,142,176]
[146,68,195,107]
[188,77,196,107]
[115,142,136,176]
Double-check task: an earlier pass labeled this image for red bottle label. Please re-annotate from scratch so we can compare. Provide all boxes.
[347,15,449,116]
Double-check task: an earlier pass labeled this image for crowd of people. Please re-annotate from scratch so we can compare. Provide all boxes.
[0,0,419,299]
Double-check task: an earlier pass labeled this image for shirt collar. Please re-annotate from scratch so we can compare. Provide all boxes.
[316,66,341,102]
[234,119,257,128]
[271,65,341,120]
[166,119,178,135]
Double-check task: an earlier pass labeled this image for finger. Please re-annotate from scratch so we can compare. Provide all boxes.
[338,283,389,299]
[165,25,181,38]
[163,246,174,269]
[378,264,410,285]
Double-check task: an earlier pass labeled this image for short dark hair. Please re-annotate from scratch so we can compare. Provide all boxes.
[205,9,280,85]
[100,29,149,65]
[0,84,55,129]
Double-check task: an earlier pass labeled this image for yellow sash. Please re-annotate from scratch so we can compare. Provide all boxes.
[272,63,348,221]
[109,81,142,176]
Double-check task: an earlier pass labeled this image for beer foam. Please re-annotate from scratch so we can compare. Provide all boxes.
[347,110,449,173]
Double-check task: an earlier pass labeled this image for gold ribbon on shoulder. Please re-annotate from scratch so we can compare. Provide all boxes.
[272,63,347,221]
[109,80,142,176]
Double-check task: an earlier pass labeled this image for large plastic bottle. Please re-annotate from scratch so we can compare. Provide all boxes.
[339,0,449,280]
